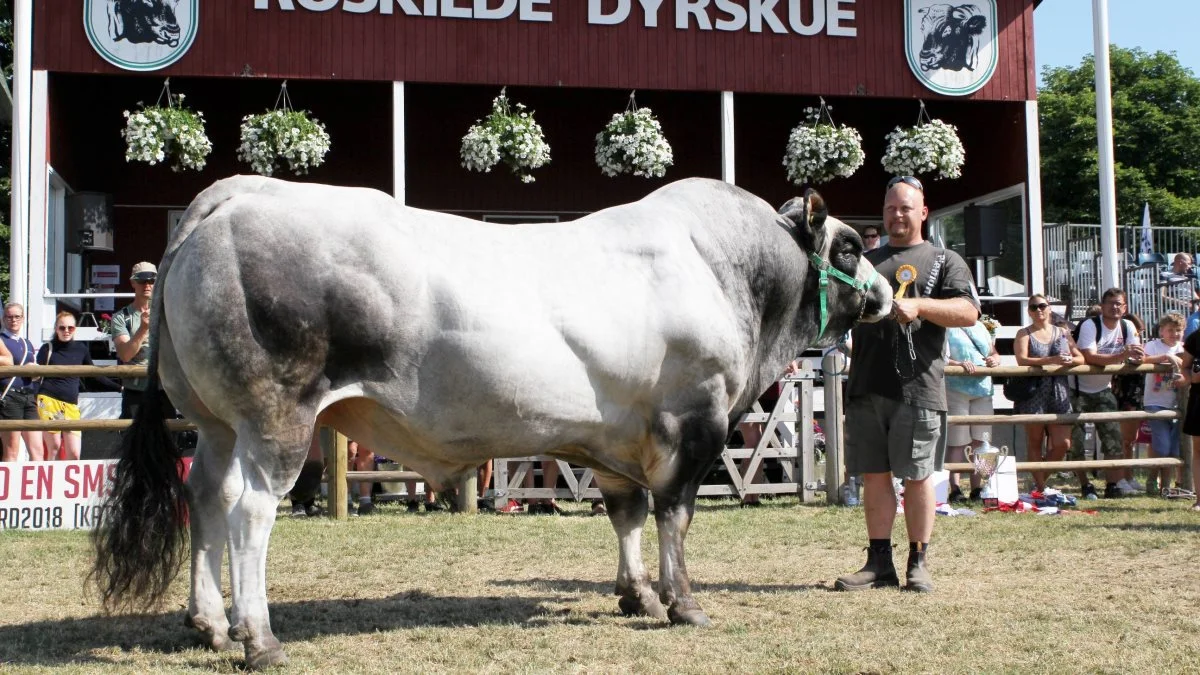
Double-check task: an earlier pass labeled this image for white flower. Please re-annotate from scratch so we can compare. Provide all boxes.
[460,91,550,182]
[881,119,965,180]
[594,107,674,179]
[120,101,212,172]
[781,108,865,185]
[237,109,331,176]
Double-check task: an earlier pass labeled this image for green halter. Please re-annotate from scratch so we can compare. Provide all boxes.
[808,253,879,336]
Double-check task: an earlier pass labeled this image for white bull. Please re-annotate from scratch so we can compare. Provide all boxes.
[92,176,891,669]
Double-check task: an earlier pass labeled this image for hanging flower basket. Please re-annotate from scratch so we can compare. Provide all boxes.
[881,103,965,180]
[460,88,551,184]
[121,82,212,172]
[595,96,673,178]
[782,100,865,185]
[237,82,331,177]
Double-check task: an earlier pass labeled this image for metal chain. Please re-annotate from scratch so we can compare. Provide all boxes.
[893,322,918,380]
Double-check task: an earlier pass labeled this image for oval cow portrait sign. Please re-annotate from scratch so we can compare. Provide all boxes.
[904,0,998,96]
[84,0,198,72]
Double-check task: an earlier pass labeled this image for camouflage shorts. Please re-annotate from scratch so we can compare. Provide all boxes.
[1069,389,1123,460]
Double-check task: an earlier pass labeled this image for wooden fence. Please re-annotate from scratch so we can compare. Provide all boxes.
[2,360,1190,519]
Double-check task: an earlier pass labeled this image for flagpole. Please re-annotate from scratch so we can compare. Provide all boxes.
[1093,0,1121,290]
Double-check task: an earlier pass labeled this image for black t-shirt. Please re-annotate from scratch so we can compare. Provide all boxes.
[847,241,979,411]
[35,340,94,405]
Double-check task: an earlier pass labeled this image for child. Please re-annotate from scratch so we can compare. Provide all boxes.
[1142,313,1188,495]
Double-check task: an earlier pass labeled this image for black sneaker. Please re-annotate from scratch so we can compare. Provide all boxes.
[1103,482,1121,499]
[406,500,421,513]
[357,501,377,516]
[1081,483,1099,501]
[424,500,445,512]
[947,488,965,504]
[290,502,307,517]
[968,487,982,501]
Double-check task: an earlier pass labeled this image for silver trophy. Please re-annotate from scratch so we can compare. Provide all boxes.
[965,442,1009,503]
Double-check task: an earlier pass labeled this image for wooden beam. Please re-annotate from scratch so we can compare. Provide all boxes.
[945,458,1183,472]
[950,410,1179,425]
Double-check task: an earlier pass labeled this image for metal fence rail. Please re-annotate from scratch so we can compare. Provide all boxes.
[1042,223,1200,321]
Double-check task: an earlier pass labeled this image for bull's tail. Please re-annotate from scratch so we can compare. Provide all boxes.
[90,360,187,611]
[89,184,204,610]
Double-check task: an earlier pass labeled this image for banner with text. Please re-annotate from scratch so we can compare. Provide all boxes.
[0,459,192,532]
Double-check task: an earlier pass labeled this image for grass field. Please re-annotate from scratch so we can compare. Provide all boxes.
[2,494,1199,673]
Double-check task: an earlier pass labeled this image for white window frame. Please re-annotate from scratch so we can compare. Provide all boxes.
[482,214,560,225]
[929,184,1027,288]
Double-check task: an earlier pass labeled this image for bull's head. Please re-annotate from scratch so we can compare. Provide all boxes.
[780,190,891,345]
[107,0,182,47]
[918,4,986,72]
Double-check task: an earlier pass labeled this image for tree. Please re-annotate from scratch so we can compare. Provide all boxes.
[1039,47,1200,229]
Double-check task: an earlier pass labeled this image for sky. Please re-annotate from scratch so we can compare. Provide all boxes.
[1033,0,1200,81]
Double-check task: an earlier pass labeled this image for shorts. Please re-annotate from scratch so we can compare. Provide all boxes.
[1145,405,1180,458]
[946,389,993,447]
[0,388,40,421]
[36,394,81,437]
[845,394,947,481]
[1069,389,1121,460]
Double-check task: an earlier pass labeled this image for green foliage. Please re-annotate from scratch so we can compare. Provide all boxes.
[1040,47,1200,228]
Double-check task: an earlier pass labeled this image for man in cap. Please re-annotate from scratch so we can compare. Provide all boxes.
[111,262,175,419]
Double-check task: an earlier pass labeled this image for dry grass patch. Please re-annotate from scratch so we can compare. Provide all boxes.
[2,496,1199,673]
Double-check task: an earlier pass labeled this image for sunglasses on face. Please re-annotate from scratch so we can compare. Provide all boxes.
[887,175,924,192]
[57,326,75,332]
[1030,303,1050,311]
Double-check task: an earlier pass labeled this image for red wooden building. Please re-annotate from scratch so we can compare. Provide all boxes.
[11,0,1044,338]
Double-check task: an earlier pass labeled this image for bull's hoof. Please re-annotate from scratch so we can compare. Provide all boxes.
[618,591,668,621]
[184,614,236,651]
[667,603,712,627]
[244,640,288,670]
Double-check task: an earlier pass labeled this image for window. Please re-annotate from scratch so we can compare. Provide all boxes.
[930,185,1026,293]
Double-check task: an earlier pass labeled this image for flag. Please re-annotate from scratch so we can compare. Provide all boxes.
[1140,202,1153,256]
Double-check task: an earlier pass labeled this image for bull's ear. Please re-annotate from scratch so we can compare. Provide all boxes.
[779,188,828,253]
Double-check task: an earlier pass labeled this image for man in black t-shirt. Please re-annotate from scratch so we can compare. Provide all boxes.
[835,176,980,594]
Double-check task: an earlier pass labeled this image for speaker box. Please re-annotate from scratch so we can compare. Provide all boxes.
[66,192,115,253]
[964,205,1006,258]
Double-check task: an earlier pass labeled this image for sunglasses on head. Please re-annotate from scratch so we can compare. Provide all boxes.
[887,175,924,192]
[1030,303,1050,311]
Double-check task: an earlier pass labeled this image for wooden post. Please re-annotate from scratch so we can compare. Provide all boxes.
[329,432,349,521]
[798,366,817,503]
[456,473,477,513]
[822,350,847,505]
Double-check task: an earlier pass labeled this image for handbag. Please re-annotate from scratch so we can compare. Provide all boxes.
[1002,376,1038,403]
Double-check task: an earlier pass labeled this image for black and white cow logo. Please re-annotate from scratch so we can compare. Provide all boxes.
[107,0,182,47]
[917,4,987,73]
